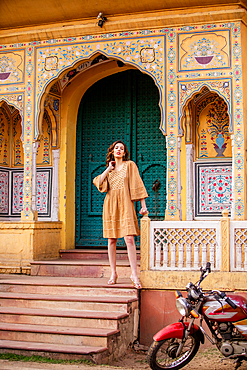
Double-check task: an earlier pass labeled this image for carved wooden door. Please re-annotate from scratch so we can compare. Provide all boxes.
[75,70,166,247]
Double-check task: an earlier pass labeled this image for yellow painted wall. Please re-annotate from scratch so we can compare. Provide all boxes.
[0,222,62,273]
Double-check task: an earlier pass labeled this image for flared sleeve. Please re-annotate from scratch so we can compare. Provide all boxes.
[128,161,148,201]
[93,174,109,193]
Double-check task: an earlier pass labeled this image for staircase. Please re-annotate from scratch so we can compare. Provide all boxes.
[0,249,140,364]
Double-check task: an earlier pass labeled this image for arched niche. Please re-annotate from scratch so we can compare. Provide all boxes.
[180,87,233,220]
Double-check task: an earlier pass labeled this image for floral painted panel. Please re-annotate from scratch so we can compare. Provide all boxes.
[0,107,10,166]
[0,51,25,84]
[0,170,9,214]
[12,171,23,214]
[195,162,232,217]
[36,169,51,216]
[178,30,230,71]
[7,169,52,217]
[196,97,231,159]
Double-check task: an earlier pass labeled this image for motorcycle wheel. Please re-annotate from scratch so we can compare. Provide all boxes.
[147,334,200,370]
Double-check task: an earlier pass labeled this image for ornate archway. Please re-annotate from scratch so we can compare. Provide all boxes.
[180,87,233,219]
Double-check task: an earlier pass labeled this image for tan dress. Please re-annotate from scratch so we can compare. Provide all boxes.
[93,160,148,239]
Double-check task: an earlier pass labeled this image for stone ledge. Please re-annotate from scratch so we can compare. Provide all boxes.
[0,222,62,230]
[140,270,247,291]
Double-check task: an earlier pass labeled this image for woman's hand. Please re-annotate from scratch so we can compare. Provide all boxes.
[99,161,115,185]
[139,207,148,215]
[108,161,116,170]
[139,198,148,215]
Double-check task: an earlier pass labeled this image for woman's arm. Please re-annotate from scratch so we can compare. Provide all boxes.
[139,198,148,215]
[99,161,115,185]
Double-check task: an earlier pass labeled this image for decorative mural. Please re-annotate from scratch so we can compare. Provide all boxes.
[44,92,60,148]
[59,54,108,90]
[178,30,230,71]
[179,79,232,134]
[12,171,24,214]
[0,21,244,220]
[12,112,24,166]
[0,168,52,217]
[0,106,10,166]
[36,170,52,216]
[0,50,25,84]
[37,110,51,165]
[195,162,232,217]
[34,35,165,138]
[196,97,231,159]
[0,170,8,214]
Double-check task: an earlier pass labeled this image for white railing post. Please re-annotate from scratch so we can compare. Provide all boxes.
[155,244,161,268]
[178,244,184,269]
[186,243,192,269]
[194,244,199,269]
[163,242,169,268]
[171,244,176,268]
[201,244,207,267]
[210,244,215,270]
[236,243,242,270]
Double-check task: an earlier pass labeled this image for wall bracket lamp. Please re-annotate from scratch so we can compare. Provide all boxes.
[97,12,107,27]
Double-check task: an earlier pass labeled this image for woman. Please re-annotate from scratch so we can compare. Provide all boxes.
[93,140,148,289]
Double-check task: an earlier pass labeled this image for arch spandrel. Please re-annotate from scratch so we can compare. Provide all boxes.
[178,79,232,137]
[35,36,166,139]
[0,95,24,140]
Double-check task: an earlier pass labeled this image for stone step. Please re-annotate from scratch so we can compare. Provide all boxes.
[0,306,129,329]
[30,259,140,278]
[0,340,109,363]
[0,275,139,363]
[0,292,137,313]
[0,322,119,347]
[0,276,138,298]
[60,248,140,261]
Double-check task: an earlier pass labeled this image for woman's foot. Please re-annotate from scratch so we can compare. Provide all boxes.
[130,276,142,289]
[108,274,118,285]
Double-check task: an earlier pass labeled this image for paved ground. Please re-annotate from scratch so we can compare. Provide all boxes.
[0,347,247,370]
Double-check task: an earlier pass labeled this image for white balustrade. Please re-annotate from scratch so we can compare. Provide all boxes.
[230,221,247,271]
[149,221,221,271]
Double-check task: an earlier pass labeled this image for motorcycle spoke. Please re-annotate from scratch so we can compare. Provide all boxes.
[156,338,193,366]
[147,334,200,370]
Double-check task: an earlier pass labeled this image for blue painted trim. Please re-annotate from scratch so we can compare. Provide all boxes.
[34,34,166,139]
[178,78,233,135]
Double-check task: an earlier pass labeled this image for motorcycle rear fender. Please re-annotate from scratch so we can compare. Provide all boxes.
[153,322,204,344]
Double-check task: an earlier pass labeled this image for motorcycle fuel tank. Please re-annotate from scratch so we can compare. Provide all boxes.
[202,294,247,323]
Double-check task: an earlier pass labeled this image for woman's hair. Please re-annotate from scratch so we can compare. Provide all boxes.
[106,140,130,166]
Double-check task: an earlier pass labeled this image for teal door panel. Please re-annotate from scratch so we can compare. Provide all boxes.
[75,70,166,247]
[135,71,167,220]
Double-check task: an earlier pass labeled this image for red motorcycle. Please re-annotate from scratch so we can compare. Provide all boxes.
[147,263,247,370]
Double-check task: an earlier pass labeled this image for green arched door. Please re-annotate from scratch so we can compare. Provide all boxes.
[75,70,166,247]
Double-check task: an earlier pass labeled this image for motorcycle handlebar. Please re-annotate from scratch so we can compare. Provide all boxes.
[212,290,238,309]
[225,297,238,309]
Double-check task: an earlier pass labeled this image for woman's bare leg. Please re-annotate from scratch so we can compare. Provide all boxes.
[124,235,141,288]
[108,238,118,283]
